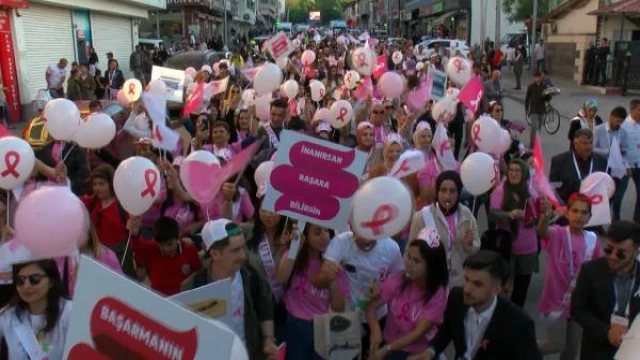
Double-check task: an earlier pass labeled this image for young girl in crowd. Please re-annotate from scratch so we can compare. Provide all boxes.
[366,227,449,360]
[276,223,349,359]
[537,193,603,360]
[0,259,72,360]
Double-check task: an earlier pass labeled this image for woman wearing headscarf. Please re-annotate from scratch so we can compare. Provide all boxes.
[408,171,480,288]
[567,98,603,146]
[489,158,539,308]
[356,121,383,176]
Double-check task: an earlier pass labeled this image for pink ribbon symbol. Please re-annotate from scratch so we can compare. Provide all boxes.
[319,88,325,98]
[453,59,464,74]
[294,277,309,294]
[378,267,387,281]
[357,53,367,67]
[233,306,243,317]
[346,73,352,83]
[1,151,20,178]
[139,169,158,198]
[360,204,397,236]
[587,194,603,205]
[397,303,411,321]
[336,107,348,123]
[471,123,482,143]
[490,162,499,186]
[391,159,410,177]
[439,140,452,155]
[128,83,136,95]
[153,126,164,143]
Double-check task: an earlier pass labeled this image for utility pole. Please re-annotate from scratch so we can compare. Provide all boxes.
[531,0,538,72]
[495,0,501,45]
[223,0,228,46]
[480,0,486,48]
[386,0,390,35]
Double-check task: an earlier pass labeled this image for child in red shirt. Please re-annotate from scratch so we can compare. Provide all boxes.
[128,216,202,296]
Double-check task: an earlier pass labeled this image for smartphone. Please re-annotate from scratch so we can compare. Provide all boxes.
[199,118,209,131]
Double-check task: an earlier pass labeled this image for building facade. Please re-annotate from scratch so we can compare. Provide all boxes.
[1,0,165,121]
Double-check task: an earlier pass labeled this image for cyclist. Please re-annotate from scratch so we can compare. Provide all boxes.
[525,71,549,147]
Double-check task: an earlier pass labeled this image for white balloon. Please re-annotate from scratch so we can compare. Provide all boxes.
[301,50,316,66]
[416,62,425,71]
[309,80,326,102]
[446,56,472,87]
[313,108,330,123]
[328,100,353,129]
[351,177,414,240]
[0,136,35,190]
[582,172,616,198]
[255,93,272,121]
[282,80,299,99]
[254,63,283,96]
[185,67,197,78]
[445,87,460,101]
[43,98,82,141]
[461,152,499,196]
[147,79,167,96]
[74,113,116,149]
[351,47,373,76]
[431,97,458,124]
[471,116,501,154]
[292,38,301,48]
[392,51,403,65]
[494,129,512,156]
[378,72,404,99]
[123,78,143,102]
[276,56,289,70]
[343,70,360,89]
[242,89,256,106]
[254,161,274,186]
[113,156,161,216]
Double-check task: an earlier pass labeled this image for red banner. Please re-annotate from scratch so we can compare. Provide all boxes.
[0,10,21,122]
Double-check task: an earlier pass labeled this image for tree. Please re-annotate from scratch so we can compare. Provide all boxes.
[502,0,550,23]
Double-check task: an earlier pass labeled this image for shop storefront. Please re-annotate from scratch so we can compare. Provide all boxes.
[7,0,165,120]
[404,0,470,41]
[147,0,222,44]
[0,0,28,123]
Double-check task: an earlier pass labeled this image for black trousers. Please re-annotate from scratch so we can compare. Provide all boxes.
[511,274,532,308]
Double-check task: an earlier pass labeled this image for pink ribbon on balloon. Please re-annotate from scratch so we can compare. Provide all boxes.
[140,169,158,198]
[357,53,367,67]
[128,83,136,95]
[336,107,348,123]
[1,151,20,178]
[490,162,499,186]
[453,59,464,74]
[360,204,397,236]
[471,123,482,143]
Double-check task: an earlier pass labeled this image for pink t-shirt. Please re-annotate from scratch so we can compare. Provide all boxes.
[197,192,224,221]
[380,273,447,354]
[538,225,604,317]
[489,182,538,255]
[163,199,195,235]
[141,176,167,228]
[232,188,255,223]
[283,254,350,321]
[417,157,461,188]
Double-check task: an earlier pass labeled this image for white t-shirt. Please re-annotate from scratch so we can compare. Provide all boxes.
[534,44,545,60]
[230,271,245,342]
[0,299,72,360]
[46,64,66,89]
[322,231,404,322]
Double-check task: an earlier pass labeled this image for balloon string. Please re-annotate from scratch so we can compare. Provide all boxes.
[5,190,9,228]
[472,196,477,215]
[121,232,132,267]
[205,206,210,221]
[61,143,77,164]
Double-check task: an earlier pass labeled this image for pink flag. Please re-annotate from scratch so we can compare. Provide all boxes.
[432,122,457,170]
[222,141,261,182]
[458,76,484,113]
[390,150,426,178]
[373,55,387,80]
[151,123,180,152]
[532,135,562,208]
[182,82,204,116]
[208,77,229,96]
[403,72,433,112]
[353,76,373,101]
[241,67,260,82]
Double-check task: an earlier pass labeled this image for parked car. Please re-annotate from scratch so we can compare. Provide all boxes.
[165,50,227,72]
[416,39,470,59]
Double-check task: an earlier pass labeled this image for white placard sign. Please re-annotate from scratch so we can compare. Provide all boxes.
[169,278,232,327]
[151,65,186,102]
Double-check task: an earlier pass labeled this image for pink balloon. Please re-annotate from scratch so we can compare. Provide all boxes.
[378,72,404,99]
[301,50,316,66]
[15,186,84,257]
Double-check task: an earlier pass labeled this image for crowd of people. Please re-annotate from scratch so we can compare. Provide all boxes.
[2,29,640,360]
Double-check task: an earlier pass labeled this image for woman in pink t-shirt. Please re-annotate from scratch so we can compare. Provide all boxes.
[366,227,449,360]
[536,193,604,359]
[489,158,539,307]
[276,223,349,360]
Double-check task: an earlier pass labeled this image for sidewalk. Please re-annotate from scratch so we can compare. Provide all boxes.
[500,67,632,120]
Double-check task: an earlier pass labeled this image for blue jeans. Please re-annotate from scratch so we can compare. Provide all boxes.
[612,175,629,221]
[285,315,323,360]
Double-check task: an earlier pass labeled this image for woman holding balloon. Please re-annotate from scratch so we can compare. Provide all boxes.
[408,171,480,288]
[489,158,539,308]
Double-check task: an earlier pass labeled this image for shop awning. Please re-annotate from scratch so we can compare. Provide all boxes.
[588,0,640,16]
[0,0,29,8]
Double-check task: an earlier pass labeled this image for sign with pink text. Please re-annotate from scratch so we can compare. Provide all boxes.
[262,130,367,229]
[64,257,248,360]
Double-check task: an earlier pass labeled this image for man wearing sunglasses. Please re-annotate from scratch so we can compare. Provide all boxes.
[571,220,640,360]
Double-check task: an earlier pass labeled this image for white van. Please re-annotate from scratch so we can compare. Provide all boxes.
[139,38,165,51]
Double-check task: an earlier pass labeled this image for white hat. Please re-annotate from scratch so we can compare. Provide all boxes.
[201,65,213,73]
[356,121,374,131]
[201,219,234,250]
[316,121,332,134]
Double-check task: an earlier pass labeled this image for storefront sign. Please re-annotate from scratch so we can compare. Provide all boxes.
[167,0,206,5]
[432,1,444,13]
[420,5,432,17]
[0,0,29,8]
[0,9,21,123]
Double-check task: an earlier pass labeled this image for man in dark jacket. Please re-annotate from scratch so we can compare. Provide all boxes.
[524,71,548,147]
[35,139,90,196]
[595,38,610,86]
[571,220,640,360]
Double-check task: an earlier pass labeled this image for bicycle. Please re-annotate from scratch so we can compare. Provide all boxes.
[526,87,562,135]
